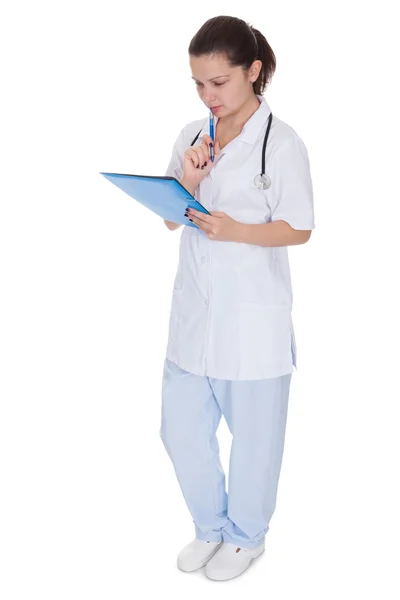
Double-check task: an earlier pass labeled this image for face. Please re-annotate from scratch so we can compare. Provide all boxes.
[190,53,261,118]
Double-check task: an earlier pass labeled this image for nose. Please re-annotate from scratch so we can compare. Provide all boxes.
[201,90,216,106]
[203,95,216,107]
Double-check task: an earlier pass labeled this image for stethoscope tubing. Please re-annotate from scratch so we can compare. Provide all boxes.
[190,111,273,190]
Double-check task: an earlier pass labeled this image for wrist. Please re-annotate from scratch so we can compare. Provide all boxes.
[179,177,197,198]
[236,222,250,244]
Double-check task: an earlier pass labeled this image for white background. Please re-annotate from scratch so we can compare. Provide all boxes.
[1,1,399,598]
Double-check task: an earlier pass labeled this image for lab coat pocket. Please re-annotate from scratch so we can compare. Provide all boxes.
[239,302,292,375]
[173,261,184,291]
[238,247,288,306]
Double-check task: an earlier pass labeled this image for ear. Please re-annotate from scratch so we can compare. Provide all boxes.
[249,59,262,82]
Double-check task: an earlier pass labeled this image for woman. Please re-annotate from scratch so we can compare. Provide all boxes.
[160,15,315,581]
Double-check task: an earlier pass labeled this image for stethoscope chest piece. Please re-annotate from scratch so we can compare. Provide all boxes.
[254,173,272,190]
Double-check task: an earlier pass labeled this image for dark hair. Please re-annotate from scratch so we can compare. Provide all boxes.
[188,16,276,95]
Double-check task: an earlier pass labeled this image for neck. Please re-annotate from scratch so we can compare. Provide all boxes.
[218,94,261,130]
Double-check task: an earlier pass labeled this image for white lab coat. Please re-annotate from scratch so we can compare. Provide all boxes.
[164,95,315,380]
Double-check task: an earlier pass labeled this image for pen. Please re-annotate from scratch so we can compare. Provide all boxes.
[209,109,215,162]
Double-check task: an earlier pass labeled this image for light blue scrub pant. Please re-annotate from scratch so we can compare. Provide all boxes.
[160,357,292,550]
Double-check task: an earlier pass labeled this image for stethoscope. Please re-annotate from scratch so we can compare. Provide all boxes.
[190,111,273,190]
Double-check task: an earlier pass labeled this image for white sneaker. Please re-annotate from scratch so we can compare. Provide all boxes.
[205,541,265,580]
[177,539,223,572]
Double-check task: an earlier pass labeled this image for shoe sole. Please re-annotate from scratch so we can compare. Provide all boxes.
[177,542,223,572]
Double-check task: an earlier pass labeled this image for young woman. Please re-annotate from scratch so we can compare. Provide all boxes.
[160,15,315,581]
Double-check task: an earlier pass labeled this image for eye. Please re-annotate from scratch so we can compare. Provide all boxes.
[194,81,226,87]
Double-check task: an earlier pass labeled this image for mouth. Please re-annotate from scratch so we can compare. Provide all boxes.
[210,105,222,112]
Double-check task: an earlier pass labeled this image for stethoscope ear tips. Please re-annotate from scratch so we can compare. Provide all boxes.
[254,173,272,190]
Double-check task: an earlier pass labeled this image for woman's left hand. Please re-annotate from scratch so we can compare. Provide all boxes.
[186,208,242,242]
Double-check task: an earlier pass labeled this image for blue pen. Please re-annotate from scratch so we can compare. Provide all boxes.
[209,109,215,162]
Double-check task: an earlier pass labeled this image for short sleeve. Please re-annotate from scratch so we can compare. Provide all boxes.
[164,125,187,181]
[270,135,315,230]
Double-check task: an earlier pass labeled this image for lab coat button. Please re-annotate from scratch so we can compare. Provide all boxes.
[200,256,206,264]
[204,298,209,306]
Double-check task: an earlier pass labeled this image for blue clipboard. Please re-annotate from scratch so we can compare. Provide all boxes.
[100,172,211,228]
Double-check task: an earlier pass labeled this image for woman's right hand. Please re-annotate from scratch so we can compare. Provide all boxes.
[181,134,221,193]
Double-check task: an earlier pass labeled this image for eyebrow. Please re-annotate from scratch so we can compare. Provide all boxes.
[191,75,229,82]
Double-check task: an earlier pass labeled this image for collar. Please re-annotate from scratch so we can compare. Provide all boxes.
[196,94,272,150]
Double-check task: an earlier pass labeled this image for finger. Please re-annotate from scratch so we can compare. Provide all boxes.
[200,134,220,153]
[207,140,221,165]
[183,148,196,166]
[188,209,213,223]
[196,144,209,167]
[201,141,213,163]
[201,135,216,159]
[185,148,202,168]
[187,214,204,231]
[201,133,213,146]
[189,214,213,232]
[187,145,207,168]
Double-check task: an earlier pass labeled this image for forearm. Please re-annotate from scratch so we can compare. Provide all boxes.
[179,176,196,197]
[164,220,182,230]
[237,220,311,247]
